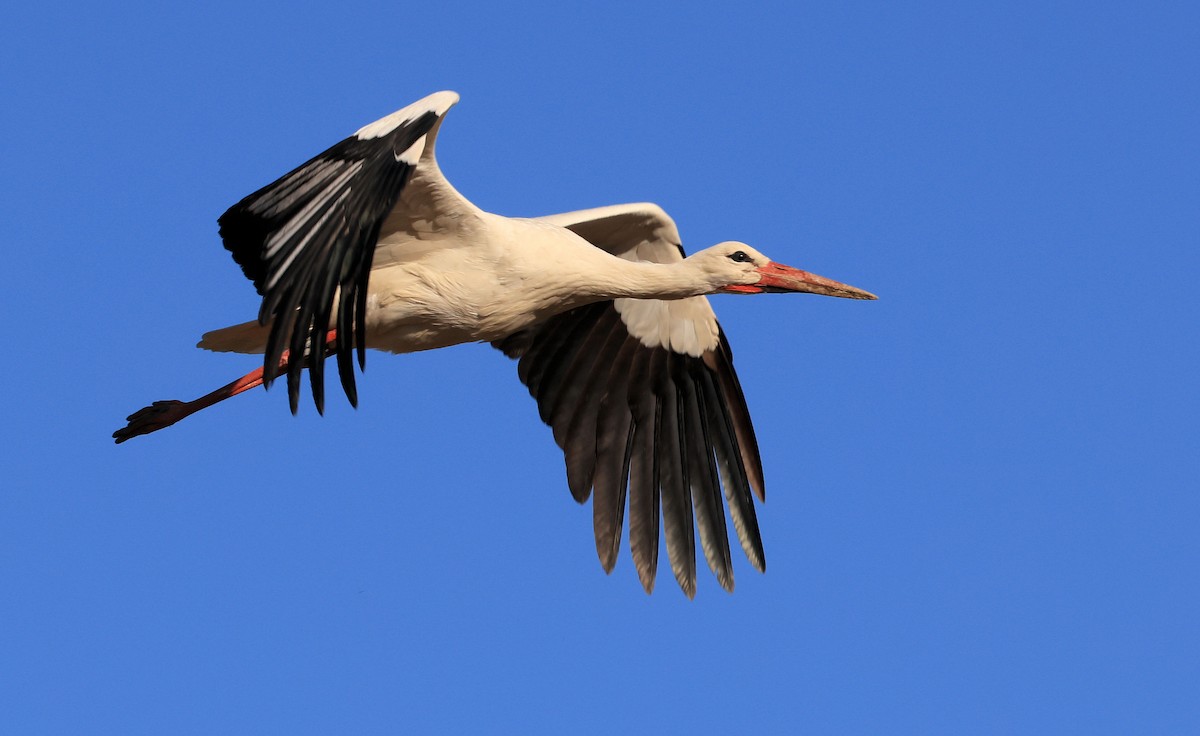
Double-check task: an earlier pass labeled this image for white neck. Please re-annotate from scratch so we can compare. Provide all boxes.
[587,258,712,300]
[498,219,719,311]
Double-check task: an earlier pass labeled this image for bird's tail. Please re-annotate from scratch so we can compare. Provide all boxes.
[197,320,270,354]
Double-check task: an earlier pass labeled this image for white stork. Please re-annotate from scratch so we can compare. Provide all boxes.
[114,91,875,597]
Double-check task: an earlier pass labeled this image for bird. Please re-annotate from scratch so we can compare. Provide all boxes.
[113,91,876,597]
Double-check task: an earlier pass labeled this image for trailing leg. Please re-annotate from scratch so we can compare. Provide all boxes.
[113,330,337,443]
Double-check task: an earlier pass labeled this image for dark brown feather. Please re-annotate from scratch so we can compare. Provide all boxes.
[627,346,661,593]
[560,315,629,502]
[699,364,765,571]
[678,358,734,591]
[706,331,766,500]
[522,304,601,414]
[590,336,639,571]
[540,310,618,450]
[656,353,697,598]
[496,301,767,594]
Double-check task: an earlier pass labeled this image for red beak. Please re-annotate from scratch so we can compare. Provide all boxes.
[724,262,878,299]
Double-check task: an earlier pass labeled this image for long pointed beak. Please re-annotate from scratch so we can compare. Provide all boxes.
[738,261,877,299]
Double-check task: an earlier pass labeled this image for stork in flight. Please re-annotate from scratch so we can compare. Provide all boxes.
[114,91,876,596]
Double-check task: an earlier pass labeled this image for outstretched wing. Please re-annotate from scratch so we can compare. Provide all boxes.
[495,203,766,597]
[216,91,461,413]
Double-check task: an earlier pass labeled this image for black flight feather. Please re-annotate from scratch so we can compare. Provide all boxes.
[217,110,440,411]
[497,301,767,595]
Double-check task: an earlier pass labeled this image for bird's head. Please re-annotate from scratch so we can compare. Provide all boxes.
[692,241,877,299]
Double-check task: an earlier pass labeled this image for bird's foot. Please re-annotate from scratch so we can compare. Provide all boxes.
[112,400,191,444]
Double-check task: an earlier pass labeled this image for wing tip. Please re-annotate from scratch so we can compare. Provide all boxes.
[679,576,697,600]
[354,91,460,140]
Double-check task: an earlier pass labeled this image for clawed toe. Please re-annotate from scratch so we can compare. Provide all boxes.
[112,354,285,444]
[113,400,187,444]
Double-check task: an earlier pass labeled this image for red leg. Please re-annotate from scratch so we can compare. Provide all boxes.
[113,330,337,444]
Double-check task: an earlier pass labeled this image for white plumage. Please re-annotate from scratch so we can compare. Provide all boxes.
[116,91,875,596]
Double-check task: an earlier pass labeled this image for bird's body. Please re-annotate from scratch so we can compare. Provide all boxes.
[117,91,876,596]
[203,208,766,357]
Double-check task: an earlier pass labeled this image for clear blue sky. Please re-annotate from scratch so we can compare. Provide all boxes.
[2,1,1196,733]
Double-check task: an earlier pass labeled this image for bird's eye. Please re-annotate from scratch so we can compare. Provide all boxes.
[729,251,752,263]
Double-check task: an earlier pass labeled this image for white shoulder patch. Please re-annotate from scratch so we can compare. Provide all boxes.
[614,296,720,357]
[354,90,460,140]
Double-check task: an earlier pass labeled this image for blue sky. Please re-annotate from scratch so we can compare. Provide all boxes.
[2,1,1197,733]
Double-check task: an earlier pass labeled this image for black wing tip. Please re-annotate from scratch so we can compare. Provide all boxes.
[637,569,656,595]
[512,302,776,597]
[215,100,451,419]
[668,547,698,597]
